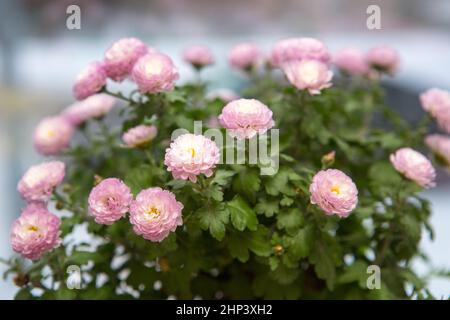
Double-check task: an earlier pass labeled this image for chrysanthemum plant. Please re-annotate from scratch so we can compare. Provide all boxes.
[3,38,450,300]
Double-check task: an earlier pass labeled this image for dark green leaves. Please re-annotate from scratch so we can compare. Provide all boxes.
[197,203,229,241]
[227,195,258,232]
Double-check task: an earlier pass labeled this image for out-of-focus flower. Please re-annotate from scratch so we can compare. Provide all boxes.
[88,178,133,225]
[122,125,158,148]
[218,98,274,140]
[309,169,358,217]
[333,48,370,76]
[420,88,450,117]
[182,45,214,69]
[228,42,261,71]
[390,147,436,188]
[270,37,331,67]
[103,37,149,82]
[366,46,400,75]
[282,59,333,95]
[62,94,116,126]
[164,134,220,183]
[33,116,74,156]
[129,187,183,242]
[11,203,61,260]
[132,52,179,93]
[17,161,65,203]
[206,88,240,103]
[73,61,107,100]
[425,134,450,168]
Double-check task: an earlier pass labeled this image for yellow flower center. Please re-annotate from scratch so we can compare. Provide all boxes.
[28,225,39,232]
[331,185,341,195]
[188,147,196,158]
[47,130,56,138]
[145,206,160,218]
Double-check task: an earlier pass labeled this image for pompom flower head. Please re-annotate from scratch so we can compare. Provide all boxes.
[425,134,450,169]
[390,147,436,188]
[62,94,116,126]
[73,61,107,100]
[228,42,261,71]
[309,169,358,218]
[218,98,274,140]
[88,178,133,225]
[103,37,149,82]
[420,88,450,117]
[282,59,333,95]
[11,203,61,260]
[132,52,179,93]
[33,116,74,155]
[182,45,214,69]
[164,134,220,183]
[333,48,369,76]
[129,187,183,242]
[270,37,331,67]
[366,46,400,75]
[17,161,65,203]
[122,125,158,148]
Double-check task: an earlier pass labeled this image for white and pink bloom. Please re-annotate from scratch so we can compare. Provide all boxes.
[33,116,74,156]
[366,46,400,75]
[132,52,179,93]
[164,133,220,183]
[228,42,261,70]
[390,147,436,188]
[88,178,133,225]
[182,45,214,69]
[282,59,333,95]
[309,169,358,218]
[103,37,149,82]
[62,94,116,126]
[420,88,450,117]
[425,134,450,168]
[129,187,183,242]
[11,203,61,260]
[218,98,274,140]
[270,37,331,67]
[333,48,370,76]
[73,61,107,100]
[17,161,65,203]
[122,125,158,148]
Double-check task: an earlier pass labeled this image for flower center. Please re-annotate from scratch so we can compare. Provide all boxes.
[145,206,160,218]
[187,147,196,158]
[330,185,341,195]
[145,59,163,75]
[27,225,39,232]
[47,130,56,138]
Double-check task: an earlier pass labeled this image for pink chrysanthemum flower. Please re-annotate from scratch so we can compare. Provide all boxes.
[182,45,214,69]
[122,125,158,148]
[390,148,436,188]
[33,116,74,156]
[420,88,450,117]
[333,48,370,76]
[11,203,61,260]
[282,59,333,95]
[73,61,107,100]
[309,169,358,218]
[270,37,331,67]
[132,52,179,94]
[103,37,149,82]
[228,42,261,70]
[88,178,133,225]
[129,187,183,242]
[425,134,450,168]
[366,46,400,75]
[164,134,220,183]
[218,98,275,140]
[17,161,65,203]
[206,88,240,103]
[62,94,116,126]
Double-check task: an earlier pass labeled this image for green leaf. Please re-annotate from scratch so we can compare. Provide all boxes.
[338,260,369,289]
[204,184,224,201]
[255,198,279,217]
[280,196,294,207]
[288,226,313,259]
[197,204,229,241]
[277,208,303,231]
[309,234,341,290]
[232,169,261,202]
[227,195,258,231]
[212,170,235,186]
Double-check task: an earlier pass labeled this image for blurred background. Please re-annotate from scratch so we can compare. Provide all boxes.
[0,0,449,299]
